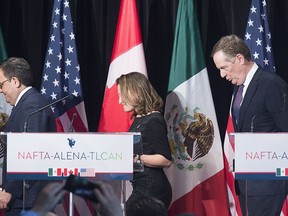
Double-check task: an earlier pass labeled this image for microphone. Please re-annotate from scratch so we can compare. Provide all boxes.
[250,93,286,132]
[283,93,286,110]
[68,113,77,132]
[23,94,74,132]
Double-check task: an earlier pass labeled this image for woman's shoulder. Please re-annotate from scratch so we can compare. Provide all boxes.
[145,112,166,125]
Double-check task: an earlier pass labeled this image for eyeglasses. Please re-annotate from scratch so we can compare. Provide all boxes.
[0,79,11,89]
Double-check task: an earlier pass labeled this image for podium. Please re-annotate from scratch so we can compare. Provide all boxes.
[5,132,141,180]
[3,132,142,215]
[231,132,288,180]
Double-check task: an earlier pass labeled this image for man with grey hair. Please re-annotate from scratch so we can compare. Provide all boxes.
[211,35,288,215]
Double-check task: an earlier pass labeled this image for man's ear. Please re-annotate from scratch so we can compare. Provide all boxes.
[236,53,245,64]
[11,77,21,88]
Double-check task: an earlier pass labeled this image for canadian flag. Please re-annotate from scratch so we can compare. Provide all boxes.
[62,168,79,176]
[98,0,147,132]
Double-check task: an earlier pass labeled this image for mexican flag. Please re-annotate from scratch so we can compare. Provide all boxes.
[0,27,7,60]
[0,27,12,115]
[164,1,229,215]
[0,26,12,163]
[0,25,10,216]
[98,0,147,132]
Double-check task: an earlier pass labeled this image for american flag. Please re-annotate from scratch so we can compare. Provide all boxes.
[244,2,288,215]
[244,0,275,72]
[41,0,92,215]
[224,0,288,215]
[41,0,88,133]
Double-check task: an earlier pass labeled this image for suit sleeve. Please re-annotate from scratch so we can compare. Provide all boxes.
[265,76,288,131]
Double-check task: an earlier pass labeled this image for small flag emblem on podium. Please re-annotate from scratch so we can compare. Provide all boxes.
[80,168,95,177]
[276,168,288,176]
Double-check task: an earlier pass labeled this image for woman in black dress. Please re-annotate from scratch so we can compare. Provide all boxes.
[116,72,172,210]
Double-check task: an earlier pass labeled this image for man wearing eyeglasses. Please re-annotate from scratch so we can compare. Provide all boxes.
[0,57,56,215]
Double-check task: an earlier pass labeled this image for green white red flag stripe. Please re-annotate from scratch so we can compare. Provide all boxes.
[164,1,230,215]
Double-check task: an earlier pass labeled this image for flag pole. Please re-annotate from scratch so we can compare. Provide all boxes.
[69,193,74,216]
[121,180,126,213]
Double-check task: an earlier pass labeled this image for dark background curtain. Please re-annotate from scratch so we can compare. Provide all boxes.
[0,0,288,142]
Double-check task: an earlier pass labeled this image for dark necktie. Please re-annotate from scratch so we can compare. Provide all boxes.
[233,85,244,124]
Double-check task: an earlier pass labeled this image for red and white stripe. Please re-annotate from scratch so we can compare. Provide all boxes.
[281,196,288,216]
[223,113,242,216]
[56,101,88,132]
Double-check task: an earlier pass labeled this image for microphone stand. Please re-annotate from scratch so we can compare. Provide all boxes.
[68,113,76,216]
[250,93,286,132]
[23,94,73,132]
[22,94,73,212]
[68,113,77,133]
[69,192,74,216]
[250,114,263,132]
[22,180,26,214]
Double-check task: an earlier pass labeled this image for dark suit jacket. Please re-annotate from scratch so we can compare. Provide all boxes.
[232,66,288,196]
[3,87,56,212]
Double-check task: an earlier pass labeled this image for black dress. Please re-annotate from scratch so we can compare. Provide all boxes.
[126,112,172,209]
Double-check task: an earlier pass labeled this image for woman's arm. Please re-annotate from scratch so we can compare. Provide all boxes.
[135,154,171,168]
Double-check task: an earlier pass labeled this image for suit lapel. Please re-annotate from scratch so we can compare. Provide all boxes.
[238,68,262,130]
[5,88,34,131]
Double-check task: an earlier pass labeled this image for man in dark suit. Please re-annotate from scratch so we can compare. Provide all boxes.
[0,57,56,215]
[211,35,288,215]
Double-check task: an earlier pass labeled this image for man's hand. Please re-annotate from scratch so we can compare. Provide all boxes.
[0,190,12,209]
[31,182,66,216]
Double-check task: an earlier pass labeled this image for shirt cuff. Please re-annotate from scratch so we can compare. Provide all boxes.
[21,210,39,216]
